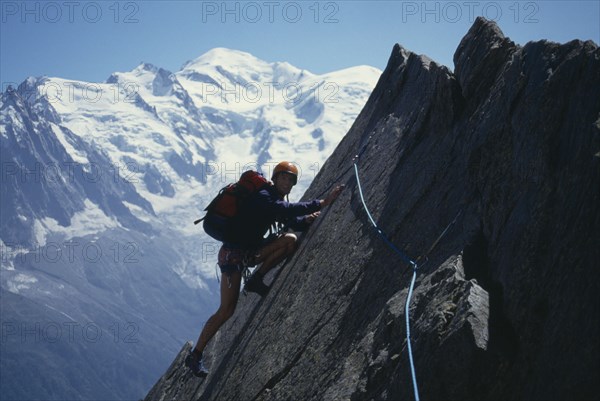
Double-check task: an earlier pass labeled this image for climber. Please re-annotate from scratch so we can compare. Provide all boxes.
[185,161,345,377]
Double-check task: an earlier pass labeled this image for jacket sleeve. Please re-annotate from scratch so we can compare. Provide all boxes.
[254,188,321,218]
[251,189,321,233]
[271,197,321,219]
[274,199,321,233]
[286,216,311,232]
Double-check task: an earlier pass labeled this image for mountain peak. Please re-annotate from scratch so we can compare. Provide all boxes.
[14,76,49,105]
[136,62,159,74]
[181,48,266,72]
[453,17,516,100]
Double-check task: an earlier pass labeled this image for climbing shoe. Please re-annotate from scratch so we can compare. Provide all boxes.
[184,350,209,378]
[244,272,270,297]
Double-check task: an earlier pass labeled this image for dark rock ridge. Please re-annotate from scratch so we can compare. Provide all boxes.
[145,18,599,401]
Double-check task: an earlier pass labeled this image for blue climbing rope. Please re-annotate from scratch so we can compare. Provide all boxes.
[353,162,420,401]
[405,264,420,401]
[352,164,417,268]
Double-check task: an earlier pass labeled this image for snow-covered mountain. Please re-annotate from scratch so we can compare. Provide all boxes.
[0,48,381,400]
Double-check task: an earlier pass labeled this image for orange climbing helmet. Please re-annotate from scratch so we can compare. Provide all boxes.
[272,161,298,184]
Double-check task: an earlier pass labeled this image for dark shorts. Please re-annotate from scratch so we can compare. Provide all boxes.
[217,246,256,275]
[217,235,279,274]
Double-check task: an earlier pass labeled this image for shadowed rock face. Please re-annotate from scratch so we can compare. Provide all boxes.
[145,17,599,401]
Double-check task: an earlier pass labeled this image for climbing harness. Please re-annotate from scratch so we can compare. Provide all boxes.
[216,220,286,294]
[216,247,257,290]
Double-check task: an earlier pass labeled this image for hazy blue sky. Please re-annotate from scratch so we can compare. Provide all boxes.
[1,1,599,88]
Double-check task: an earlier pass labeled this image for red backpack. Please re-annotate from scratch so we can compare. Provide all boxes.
[194,170,270,243]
